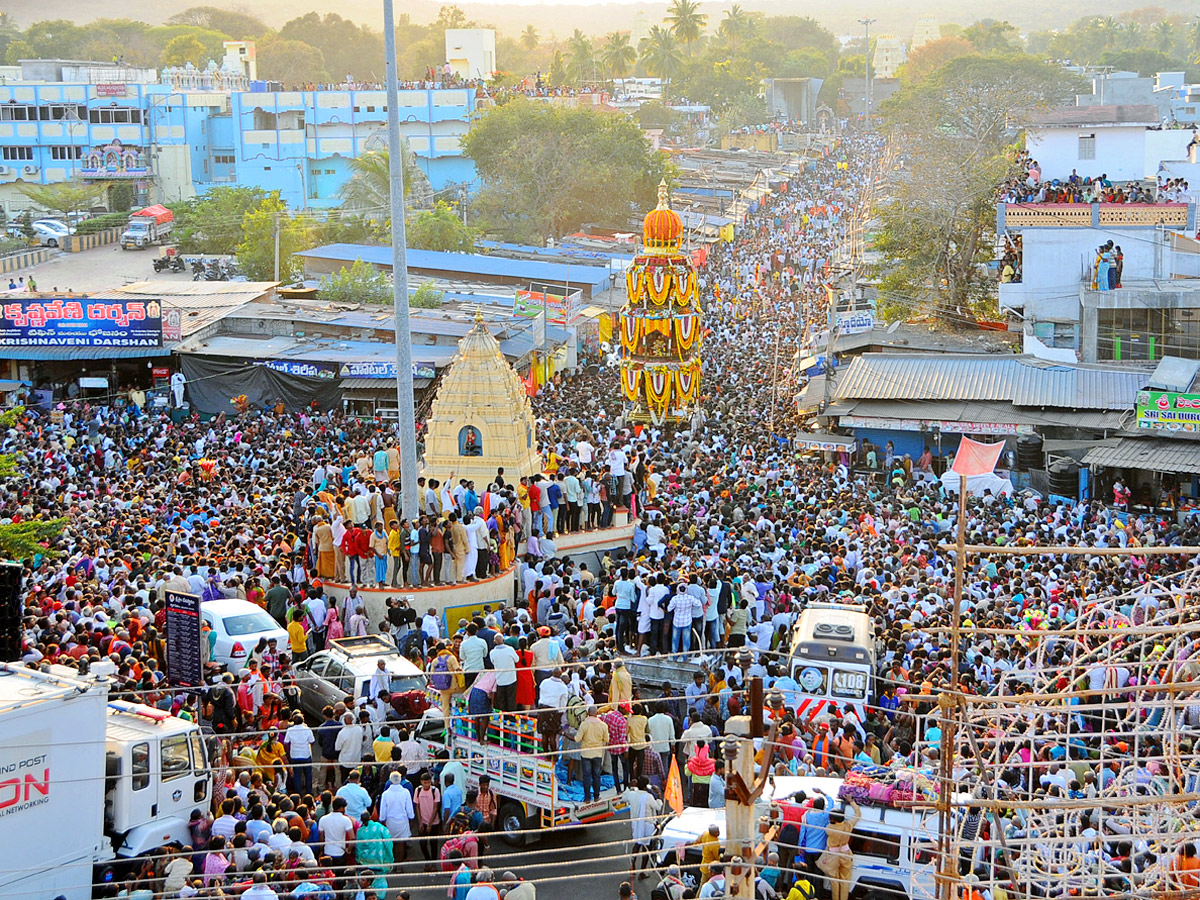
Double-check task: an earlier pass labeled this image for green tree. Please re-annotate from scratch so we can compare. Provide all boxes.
[320,258,393,304]
[718,5,756,47]
[640,26,684,87]
[173,185,269,254]
[256,35,329,85]
[235,195,312,282]
[520,24,539,51]
[548,50,567,87]
[665,0,708,55]
[18,180,106,223]
[962,19,1023,55]
[160,34,207,67]
[0,408,66,561]
[407,200,477,252]
[462,98,665,242]
[603,32,637,79]
[108,182,135,212]
[411,281,444,308]
[336,147,427,224]
[279,12,384,83]
[19,211,33,241]
[4,39,31,66]
[567,30,595,85]
[166,6,269,37]
[1154,20,1175,54]
[899,37,976,85]
[634,101,683,130]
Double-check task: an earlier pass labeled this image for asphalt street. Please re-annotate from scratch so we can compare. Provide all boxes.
[386,819,635,900]
[12,243,198,292]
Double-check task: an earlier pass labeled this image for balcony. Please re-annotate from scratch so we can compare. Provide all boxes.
[998,202,1192,232]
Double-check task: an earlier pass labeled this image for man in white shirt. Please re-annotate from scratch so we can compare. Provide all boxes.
[489,633,520,711]
[334,712,364,771]
[625,776,663,877]
[283,712,315,796]
[647,701,677,774]
[538,668,569,709]
[318,796,355,861]
[379,770,416,849]
[422,607,442,641]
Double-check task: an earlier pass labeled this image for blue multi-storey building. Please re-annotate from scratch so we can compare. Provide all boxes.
[0,54,477,216]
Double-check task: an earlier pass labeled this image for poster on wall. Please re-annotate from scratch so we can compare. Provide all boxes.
[0,298,162,348]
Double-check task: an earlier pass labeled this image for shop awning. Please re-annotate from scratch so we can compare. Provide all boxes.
[796,432,855,451]
[1083,437,1200,476]
[340,377,432,395]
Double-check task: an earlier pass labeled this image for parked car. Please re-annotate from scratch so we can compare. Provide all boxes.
[198,598,289,670]
[27,222,66,247]
[32,219,72,235]
[293,635,427,720]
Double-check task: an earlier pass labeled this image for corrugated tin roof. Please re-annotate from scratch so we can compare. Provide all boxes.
[835,399,1124,430]
[90,281,278,339]
[0,346,170,360]
[296,244,613,289]
[1148,356,1200,392]
[1083,436,1200,475]
[835,354,1147,410]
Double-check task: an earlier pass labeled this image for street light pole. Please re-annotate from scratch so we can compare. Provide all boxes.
[384,0,420,522]
[858,17,876,130]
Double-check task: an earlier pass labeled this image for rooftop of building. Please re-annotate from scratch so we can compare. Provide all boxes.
[1020,104,1160,127]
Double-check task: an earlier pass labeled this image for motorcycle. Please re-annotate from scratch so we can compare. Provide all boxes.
[191,260,206,281]
[152,256,170,273]
[169,256,186,273]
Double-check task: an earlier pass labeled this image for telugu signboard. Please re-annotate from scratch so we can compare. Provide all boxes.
[338,361,437,380]
[1136,390,1200,431]
[256,360,338,379]
[164,590,203,688]
[838,415,1033,436]
[513,288,580,326]
[0,298,162,348]
[836,311,874,335]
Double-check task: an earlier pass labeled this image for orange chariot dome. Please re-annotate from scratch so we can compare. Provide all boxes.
[642,179,682,252]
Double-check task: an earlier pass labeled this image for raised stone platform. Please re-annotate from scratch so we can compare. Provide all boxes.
[323,519,634,632]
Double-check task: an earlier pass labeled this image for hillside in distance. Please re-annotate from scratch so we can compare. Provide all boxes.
[13,0,1200,39]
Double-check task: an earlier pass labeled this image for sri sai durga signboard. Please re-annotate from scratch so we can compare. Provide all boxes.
[1136,390,1200,432]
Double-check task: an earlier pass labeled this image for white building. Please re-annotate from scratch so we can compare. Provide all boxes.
[872,36,906,80]
[911,15,940,50]
[1022,104,1194,183]
[445,29,495,81]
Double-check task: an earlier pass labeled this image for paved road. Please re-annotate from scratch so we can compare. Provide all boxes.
[10,243,195,293]
[386,819,635,899]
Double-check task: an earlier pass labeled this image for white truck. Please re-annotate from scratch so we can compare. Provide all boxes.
[0,663,209,900]
[418,709,627,845]
[120,205,174,250]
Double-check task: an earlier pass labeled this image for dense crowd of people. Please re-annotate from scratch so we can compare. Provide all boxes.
[13,123,1200,900]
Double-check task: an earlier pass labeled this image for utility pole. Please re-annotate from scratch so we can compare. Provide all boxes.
[858,17,876,130]
[272,211,280,283]
[723,667,784,898]
[384,0,421,522]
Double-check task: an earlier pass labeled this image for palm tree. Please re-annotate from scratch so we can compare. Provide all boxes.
[640,25,684,88]
[567,29,595,85]
[1190,17,1200,57]
[337,146,429,217]
[1154,19,1175,54]
[719,4,755,46]
[602,32,637,79]
[665,0,707,54]
[520,24,539,52]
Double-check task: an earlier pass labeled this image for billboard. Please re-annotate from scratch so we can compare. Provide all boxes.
[1136,390,1200,431]
[0,298,162,348]
[339,361,438,380]
[164,590,203,688]
[513,288,580,326]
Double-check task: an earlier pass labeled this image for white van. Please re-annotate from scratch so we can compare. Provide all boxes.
[657,775,977,900]
[787,604,876,724]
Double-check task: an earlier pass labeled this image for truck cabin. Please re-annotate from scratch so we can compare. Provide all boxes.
[104,702,208,847]
[788,603,875,712]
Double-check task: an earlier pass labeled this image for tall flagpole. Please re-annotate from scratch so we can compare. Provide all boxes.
[383,0,420,521]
